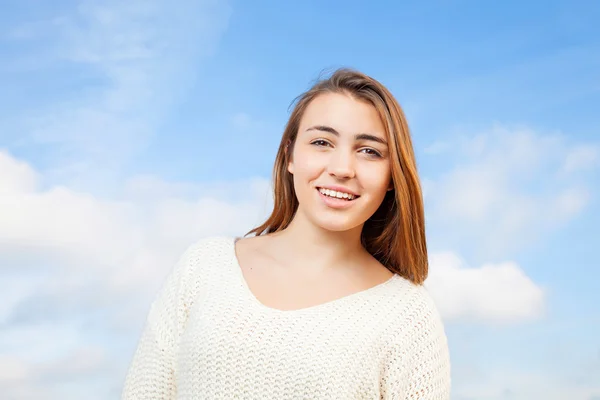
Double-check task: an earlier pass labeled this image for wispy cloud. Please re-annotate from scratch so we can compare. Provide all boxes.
[2,0,231,190]
[562,144,599,174]
[423,125,598,259]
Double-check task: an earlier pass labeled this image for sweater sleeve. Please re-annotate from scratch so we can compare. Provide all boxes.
[121,242,201,400]
[380,297,451,400]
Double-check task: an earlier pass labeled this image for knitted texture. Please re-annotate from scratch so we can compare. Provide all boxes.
[122,236,451,399]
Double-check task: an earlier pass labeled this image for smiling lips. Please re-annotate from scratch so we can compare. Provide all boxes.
[317,188,360,201]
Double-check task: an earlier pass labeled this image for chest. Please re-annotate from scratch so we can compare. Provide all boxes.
[174,291,394,399]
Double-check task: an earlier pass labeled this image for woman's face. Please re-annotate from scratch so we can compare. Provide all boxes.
[288,92,392,233]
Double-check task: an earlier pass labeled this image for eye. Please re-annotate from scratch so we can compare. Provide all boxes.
[360,148,383,158]
[310,139,331,147]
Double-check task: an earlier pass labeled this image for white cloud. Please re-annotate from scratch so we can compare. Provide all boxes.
[0,150,38,194]
[0,150,271,286]
[0,148,271,398]
[0,343,118,400]
[426,252,545,323]
[424,125,598,257]
[0,355,28,383]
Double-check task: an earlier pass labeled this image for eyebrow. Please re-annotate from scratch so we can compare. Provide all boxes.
[306,125,388,146]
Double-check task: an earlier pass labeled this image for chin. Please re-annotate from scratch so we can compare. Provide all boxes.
[311,214,364,233]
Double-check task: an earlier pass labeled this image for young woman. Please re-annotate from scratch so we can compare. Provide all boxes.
[122,68,451,399]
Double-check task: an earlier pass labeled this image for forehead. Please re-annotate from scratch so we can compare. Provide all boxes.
[299,92,386,136]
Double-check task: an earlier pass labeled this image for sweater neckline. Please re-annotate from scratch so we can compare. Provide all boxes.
[229,236,399,315]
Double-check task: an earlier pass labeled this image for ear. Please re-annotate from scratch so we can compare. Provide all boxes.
[387,178,394,191]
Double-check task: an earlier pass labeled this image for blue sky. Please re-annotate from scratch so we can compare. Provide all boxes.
[0,0,599,399]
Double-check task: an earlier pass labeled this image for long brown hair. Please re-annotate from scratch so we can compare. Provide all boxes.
[247,68,428,285]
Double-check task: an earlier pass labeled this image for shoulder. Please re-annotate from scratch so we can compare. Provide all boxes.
[182,235,235,259]
[179,236,235,267]
[171,236,236,282]
[385,277,447,347]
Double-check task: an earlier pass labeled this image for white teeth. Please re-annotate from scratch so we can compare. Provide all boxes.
[318,188,356,200]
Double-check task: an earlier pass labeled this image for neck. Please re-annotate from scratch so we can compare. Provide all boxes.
[269,208,367,273]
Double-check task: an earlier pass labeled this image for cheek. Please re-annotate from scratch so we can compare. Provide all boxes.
[289,149,324,179]
[362,164,392,193]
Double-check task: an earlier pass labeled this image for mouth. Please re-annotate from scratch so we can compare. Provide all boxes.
[317,187,360,202]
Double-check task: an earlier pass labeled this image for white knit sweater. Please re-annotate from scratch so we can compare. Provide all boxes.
[122,236,451,399]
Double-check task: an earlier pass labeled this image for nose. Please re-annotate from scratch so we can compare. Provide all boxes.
[327,148,355,179]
